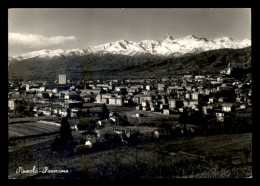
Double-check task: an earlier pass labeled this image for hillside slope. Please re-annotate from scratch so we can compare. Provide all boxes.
[8,47,251,81]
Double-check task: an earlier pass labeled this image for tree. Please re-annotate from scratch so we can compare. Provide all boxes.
[120,115,130,126]
[60,117,72,143]
[77,118,95,131]
[178,109,190,124]
[14,99,26,117]
[101,104,109,119]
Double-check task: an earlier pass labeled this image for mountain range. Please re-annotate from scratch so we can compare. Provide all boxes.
[8,34,251,81]
[9,34,251,61]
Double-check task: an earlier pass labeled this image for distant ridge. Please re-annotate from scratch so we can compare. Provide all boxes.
[8,46,251,81]
[9,34,251,61]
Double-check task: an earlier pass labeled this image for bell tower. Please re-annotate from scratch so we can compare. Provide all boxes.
[226,62,231,75]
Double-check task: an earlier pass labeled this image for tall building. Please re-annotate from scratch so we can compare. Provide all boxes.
[59,74,67,84]
[226,62,232,75]
[220,62,232,75]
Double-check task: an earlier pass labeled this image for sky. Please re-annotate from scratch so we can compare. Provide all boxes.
[8,8,251,56]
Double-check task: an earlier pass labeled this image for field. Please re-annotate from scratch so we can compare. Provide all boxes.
[8,122,60,138]
[8,131,252,179]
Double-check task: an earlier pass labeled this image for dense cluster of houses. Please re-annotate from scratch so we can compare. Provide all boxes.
[8,70,252,147]
[82,74,252,123]
[9,72,252,121]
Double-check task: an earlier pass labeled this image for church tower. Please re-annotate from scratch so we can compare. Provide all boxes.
[226,62,231,75]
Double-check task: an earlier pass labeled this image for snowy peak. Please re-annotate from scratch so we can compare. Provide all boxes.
[162,33,174,41]
[184,34,197,39]
[10,35,251,61]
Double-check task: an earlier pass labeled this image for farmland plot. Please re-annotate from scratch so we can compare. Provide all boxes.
[8,122,60,138]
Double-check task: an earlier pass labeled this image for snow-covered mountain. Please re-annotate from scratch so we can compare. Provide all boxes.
[9,34,251,61]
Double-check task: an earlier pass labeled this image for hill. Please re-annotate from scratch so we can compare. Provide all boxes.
[8,47,251,81]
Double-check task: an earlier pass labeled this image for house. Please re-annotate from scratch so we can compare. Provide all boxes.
[189,100,198,108]
[151,106,160,112]
[202,106,213,115]
[126,88,138,94]
[108,96,123,106]
[141,101,147,107]
[183,100,189,107]
[217,84,232,92]
[216,112,225,122]
[136,105,141,110]
[133,96,140,104]
[195,75,205,81]
[154,130,160,138]
[240,104,246,109]
[191,92,199,100]
[64,100,83,108]
[218,97,230,103]
[85,140,92,148]
[183,75,193,79]
[42,108,51,116]
[97,120,107,126]
[135,113,144,117]
[158,84,165,91]
[140,95,153,103]
[81,88,101,95]
[83,95,95,102]
[221,103,234,112]
[60,109,68,117]
[142,106,150,111]
[109,115,120,124]
[185,93,191,100]
[160,104,169,110]
[146,85,151,90]
[70,108,80,118]
[161,97,167,104]
[209,97,217,103]
[64,91,80,100]
[184,86,193,91]
[167,86,178,94]
[163,109,170,115]
[8,99,25,111]
[68,118,79,130]
[8,99,16,110]
[81,131,99,147]
[169,99,183,109]
[169,99,176,109]
[101,98,109,104]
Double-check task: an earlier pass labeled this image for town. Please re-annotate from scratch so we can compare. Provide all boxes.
[8,63,252,178]
[8,62,252,146]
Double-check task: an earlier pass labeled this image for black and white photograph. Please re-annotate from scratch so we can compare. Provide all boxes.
[8,8,252,179]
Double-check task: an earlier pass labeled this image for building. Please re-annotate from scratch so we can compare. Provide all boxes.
[185,93,191,100]
[169,99,176,109]
[217,84,232,92]
[220,62,232,75]
[158,84,165,91]
[163,109,170,115]
[226,62,232,75]
[60,109,68,117]
[59,74,67,85]
[221,103,234,112]
[64,91,80,100]
[216,112,225,122]
[64,100,83,108]
[109,96,123,106]
[191,92,199,100]
[8,99,15,110]
[209,97,217,103]
[140,95,153,103]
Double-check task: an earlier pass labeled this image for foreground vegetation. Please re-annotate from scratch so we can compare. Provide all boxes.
[8,131,252,179]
